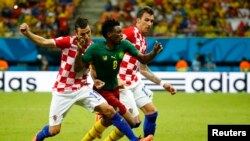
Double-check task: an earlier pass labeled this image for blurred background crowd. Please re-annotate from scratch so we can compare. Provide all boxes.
[94,0,250,37]
[1,0,250,38]
[0,0,79,38]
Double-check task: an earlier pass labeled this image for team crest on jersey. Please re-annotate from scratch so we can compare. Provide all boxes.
[103,55,108,61]
[118,52,124,59]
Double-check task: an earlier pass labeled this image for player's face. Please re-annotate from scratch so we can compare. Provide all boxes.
[76,25,91,44]
[109,26,123,44]
[137,12,154,35]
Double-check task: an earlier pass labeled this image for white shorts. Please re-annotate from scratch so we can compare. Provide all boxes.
[120,81,153,118]
[49,86,106,126]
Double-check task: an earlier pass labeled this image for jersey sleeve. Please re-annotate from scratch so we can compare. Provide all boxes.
[81,43,94,63]
[54,36,71,49]
[122,40,139,57]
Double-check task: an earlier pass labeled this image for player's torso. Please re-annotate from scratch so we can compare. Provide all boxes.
[119,26,147,86]
[53,36,90,92]
[92,42,126,90]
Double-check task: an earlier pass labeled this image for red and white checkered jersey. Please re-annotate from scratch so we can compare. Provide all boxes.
[52,35,92,93]
[119,25,147,87]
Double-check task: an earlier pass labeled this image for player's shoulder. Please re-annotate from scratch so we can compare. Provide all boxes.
[88,41,105,49]
[54,35,72,49]
[123,25,136,31]
[120,39,131,45]
[122,25,138,41]
[123,26,133,31]
[56,35,71,40]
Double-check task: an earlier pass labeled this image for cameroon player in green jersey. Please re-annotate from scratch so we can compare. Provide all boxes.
[74,18,162,141]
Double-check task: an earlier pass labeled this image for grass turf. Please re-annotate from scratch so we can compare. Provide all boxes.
[0,91,249,141]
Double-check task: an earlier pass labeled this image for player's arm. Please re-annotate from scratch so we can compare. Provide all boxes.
[139,64,176,95]
[89,64,105,89]
[89,64,97,80]
[74,48,87,72]
[135,41,163,64]
[20,23,55,48]
[74,38,89,72]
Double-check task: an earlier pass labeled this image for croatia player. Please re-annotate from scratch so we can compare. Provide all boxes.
[20,17,143,141]
[103,6,177,141]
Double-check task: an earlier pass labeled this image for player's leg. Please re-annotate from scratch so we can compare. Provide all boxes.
[101,88,139,127]
[140,103,158,137]
[78,87,140,141]
[104,89,141,141]
[134,82,158,137]
[76,87,110,141]
[120,89,141,124]
[33,90,75,141]
[80,116,110,141]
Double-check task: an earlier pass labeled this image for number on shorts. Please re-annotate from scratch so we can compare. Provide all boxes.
[90,91,101,101]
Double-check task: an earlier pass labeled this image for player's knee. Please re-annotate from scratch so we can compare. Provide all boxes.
[49,126,61,136]
[102,104,116,118]
[117,103,127,115]
[100,116,112,127]
[142,103,158,115]
[95,103,115,118]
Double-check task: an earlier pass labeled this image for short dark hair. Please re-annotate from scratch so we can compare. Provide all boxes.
[101,18,120,39]
[74,17,89,31]
[136,6,154,18]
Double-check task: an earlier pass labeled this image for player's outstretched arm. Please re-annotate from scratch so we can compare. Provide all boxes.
[135,41,163,64]
[19,23,55,48]
[139,64,161,83]
[139,64,177,95]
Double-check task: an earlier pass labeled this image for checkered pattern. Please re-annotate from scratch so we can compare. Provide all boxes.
[119,26,147,86]
[52,36,92,93]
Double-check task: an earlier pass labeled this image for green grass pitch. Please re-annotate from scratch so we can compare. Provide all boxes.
[0,91,249,141]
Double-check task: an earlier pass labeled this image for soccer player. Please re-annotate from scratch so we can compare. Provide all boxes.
[74,18,163,141]
[103,6,177,141]
[20,17,146,141]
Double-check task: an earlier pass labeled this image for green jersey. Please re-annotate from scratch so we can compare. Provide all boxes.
[82,40,139,90]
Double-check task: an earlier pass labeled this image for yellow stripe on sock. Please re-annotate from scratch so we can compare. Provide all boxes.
[81,119,107,141]
[103,128,124,141]
[114,128,124,137]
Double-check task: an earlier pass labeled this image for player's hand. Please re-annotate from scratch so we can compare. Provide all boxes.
[153,41,163,54]
[75,36,86,51]
[19,23,30,35]
[164,83,176,95]
[94,79,105,89]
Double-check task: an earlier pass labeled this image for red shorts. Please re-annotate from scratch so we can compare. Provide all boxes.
[94,87,127,115]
